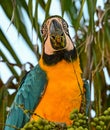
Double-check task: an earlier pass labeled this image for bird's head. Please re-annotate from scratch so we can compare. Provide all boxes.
[41,15,77,65]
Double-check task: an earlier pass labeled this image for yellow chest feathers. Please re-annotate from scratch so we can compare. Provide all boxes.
[32,58,84,124]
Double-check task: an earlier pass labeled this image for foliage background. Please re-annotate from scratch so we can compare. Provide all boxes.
[0,0,110,129]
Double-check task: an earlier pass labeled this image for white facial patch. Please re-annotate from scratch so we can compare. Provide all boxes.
[44,36,55,55]
[65,34,74,51]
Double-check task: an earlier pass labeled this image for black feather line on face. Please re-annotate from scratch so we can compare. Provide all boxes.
[42,48,77,65]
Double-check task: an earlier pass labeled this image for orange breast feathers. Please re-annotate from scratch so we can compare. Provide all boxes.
[31,57,84,125]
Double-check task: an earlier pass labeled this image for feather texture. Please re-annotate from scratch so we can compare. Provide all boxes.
[4,64,47,130]
[31,58,84,125]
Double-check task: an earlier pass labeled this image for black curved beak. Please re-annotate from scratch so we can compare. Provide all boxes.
[49,19,66,50]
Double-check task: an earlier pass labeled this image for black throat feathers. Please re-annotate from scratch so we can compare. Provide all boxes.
[42,47,77,65]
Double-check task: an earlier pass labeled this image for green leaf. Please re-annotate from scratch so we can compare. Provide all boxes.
[28,0,33,26]
[45,0,51,18]
[0,29,21,65]
[1,0,13,20]
[86,0,96,34]
[75,0,85,31]
[37,0,46,10]
[34,1,42,42]
[0,50,19,78]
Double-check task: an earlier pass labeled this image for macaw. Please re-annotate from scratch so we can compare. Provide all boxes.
[4,15,90,130]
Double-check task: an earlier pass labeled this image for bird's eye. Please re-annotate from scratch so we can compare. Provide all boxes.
[41,23,48,39]
[62,20,69,34]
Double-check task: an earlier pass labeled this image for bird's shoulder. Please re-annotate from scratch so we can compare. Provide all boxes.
[14,63,48,110]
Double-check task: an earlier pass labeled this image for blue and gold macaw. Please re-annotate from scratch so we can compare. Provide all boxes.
[4,15,90,130]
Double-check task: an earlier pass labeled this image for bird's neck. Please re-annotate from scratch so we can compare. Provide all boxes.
[39,57,82,79]
[42,48,77,65]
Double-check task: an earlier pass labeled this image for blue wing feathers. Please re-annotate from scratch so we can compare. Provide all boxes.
[4,64,47,130]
